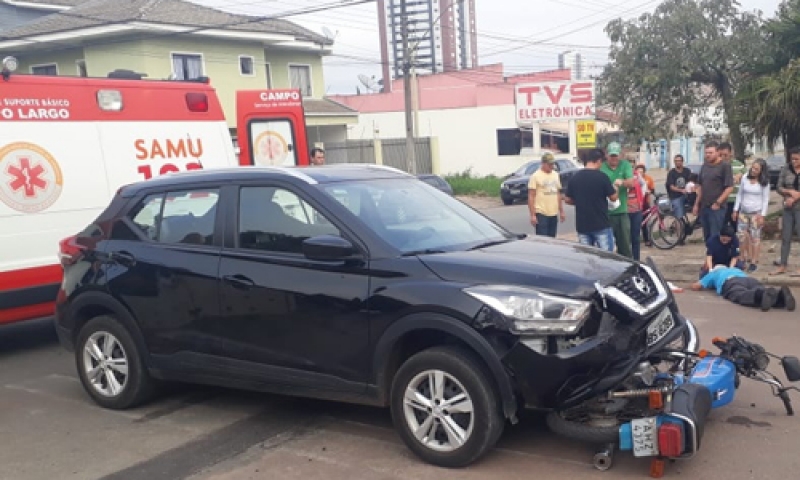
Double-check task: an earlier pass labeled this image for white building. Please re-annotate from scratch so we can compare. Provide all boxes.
[558,51,584,81]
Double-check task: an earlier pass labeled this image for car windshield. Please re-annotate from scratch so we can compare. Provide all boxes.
[320,178,513,254]
[514,162,540,176]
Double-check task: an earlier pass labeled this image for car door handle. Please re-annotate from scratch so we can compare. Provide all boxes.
[223,274,255,289]
[110,251,136,266]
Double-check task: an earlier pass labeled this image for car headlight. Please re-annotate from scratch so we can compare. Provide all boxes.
[465,285,592,334]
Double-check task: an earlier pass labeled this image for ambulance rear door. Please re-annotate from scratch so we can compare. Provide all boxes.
[235,89,310,167]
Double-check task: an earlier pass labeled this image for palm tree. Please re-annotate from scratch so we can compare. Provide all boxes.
[736,0,800,157]
[737,59,800,154]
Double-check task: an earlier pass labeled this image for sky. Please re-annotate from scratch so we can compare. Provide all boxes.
[195,0,783,95]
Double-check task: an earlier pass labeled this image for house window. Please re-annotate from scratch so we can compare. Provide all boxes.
[497,128,533,156]
[171,53,203,80]
[31,64,58,76]
[289,65,312,96]
[76,60,88,77]
[265,63,273,88]
[239,55,255,76]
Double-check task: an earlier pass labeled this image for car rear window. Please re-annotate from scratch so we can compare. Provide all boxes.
[113,189,219,245]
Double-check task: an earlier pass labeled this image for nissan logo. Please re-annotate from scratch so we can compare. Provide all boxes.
[632,276,651,295]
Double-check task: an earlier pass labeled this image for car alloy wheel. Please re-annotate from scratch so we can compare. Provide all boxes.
[402,369,475,452]
[82,331,129,397]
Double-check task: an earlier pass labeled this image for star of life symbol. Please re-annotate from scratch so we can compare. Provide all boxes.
[8,157,48,197]
[0,142,63,213]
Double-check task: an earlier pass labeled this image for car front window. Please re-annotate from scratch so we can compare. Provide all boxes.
[320,178,512,254]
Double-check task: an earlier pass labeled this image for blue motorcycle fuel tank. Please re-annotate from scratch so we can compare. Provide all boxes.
[687,357,737,408]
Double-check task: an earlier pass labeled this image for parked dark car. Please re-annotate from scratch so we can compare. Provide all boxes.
[417,173,454,195]
[766,155,786,189]
[500,158,580,205]
[55,164,693,468]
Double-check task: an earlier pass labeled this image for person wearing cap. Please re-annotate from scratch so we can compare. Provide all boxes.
[528,152,565,237]
[600,142,636,258]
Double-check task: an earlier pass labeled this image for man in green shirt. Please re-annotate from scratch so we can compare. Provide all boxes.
[720,142,745,230]
[600,142,636,258]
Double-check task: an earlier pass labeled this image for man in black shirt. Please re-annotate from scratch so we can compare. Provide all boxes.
[666,154,692,218]
[693,141,734,242]
[565,149,619,251]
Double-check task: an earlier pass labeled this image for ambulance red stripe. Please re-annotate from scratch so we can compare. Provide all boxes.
[0,75,225,122]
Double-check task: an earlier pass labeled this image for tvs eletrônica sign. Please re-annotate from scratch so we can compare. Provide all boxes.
[515,81,596,124]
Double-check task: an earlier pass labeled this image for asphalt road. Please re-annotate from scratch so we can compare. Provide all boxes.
[2,291,800,480]
[483,201,578,238]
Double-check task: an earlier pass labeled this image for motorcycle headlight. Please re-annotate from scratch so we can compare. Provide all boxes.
[465,285,592,334]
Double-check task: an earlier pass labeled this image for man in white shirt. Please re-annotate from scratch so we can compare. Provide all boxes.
[528,153,565,237]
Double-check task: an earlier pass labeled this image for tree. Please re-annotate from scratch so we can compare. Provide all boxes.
[736,0,800,154]
[601,0,766,158]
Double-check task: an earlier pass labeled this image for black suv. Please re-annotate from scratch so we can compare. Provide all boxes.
[55,165,693,468]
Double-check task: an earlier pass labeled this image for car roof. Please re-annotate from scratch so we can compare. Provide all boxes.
[119,164,413,197]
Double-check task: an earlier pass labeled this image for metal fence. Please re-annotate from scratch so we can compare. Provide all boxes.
[323,139,376,165]
[319,137,434,174]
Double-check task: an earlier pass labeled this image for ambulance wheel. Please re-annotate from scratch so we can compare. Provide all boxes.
[76,315,156,410]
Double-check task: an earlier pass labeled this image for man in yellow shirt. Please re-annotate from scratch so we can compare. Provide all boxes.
[528,152,566,237]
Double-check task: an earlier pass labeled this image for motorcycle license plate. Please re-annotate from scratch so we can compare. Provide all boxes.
[646,309,675,347]
[631,417,659,457]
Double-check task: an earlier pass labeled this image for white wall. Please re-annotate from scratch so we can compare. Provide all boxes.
[346,105,525,177]
[308,124,348,147]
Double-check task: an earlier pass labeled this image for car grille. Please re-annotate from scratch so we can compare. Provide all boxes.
[615,268,660,306]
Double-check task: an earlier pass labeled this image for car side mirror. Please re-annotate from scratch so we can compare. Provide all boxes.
[302,235,359,262]
[782,356,800,382]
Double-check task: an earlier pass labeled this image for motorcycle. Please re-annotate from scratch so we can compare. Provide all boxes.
[545,334,800,478]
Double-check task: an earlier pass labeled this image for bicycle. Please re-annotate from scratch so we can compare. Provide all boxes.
[642,194,685,250]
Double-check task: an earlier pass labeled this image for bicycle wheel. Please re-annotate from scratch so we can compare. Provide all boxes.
[649,214,684,250]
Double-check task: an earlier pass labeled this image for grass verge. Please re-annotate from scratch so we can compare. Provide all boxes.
[444,169,503,197]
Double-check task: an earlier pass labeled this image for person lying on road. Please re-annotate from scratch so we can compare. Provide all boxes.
[690,265,796,312]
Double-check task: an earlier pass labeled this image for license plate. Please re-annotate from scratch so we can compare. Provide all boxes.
[510,189,521,195]
[646,310,675,347]
[631,417,659,457]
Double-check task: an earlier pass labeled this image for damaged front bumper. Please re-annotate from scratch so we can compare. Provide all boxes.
[501,307,694,410]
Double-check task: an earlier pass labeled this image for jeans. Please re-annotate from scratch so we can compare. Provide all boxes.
[700,206,726,242]
[578,227,615,252]
[670,197,686,219]
[535,213,558,238]
[609,213,633,258]
[780,208,800,266]
[628,210,643,261]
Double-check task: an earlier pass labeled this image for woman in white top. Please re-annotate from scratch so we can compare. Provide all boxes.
[732,158,770,272]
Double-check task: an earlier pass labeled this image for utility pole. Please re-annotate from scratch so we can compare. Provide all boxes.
[410,48,420,138]
[400,0,417,174]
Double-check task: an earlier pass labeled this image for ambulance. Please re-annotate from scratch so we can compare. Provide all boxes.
[0,56,310,325]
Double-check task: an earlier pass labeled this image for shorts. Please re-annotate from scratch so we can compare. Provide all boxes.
[737,212,763,241]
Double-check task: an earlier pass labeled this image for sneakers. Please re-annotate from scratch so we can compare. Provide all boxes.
[761,288,779,311]
[747,263,758,273]
[780,286,796,312]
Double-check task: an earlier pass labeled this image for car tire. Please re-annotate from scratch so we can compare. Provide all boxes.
[390,346,504,468]
[502,196,513,206]
[75,315,156,410]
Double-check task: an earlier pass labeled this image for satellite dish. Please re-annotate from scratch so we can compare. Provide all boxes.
[358,74,379,92]
[322,27,337,40]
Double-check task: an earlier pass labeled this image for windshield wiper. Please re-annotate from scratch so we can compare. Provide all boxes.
[401,249,447,257]
[467,238,513,251]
